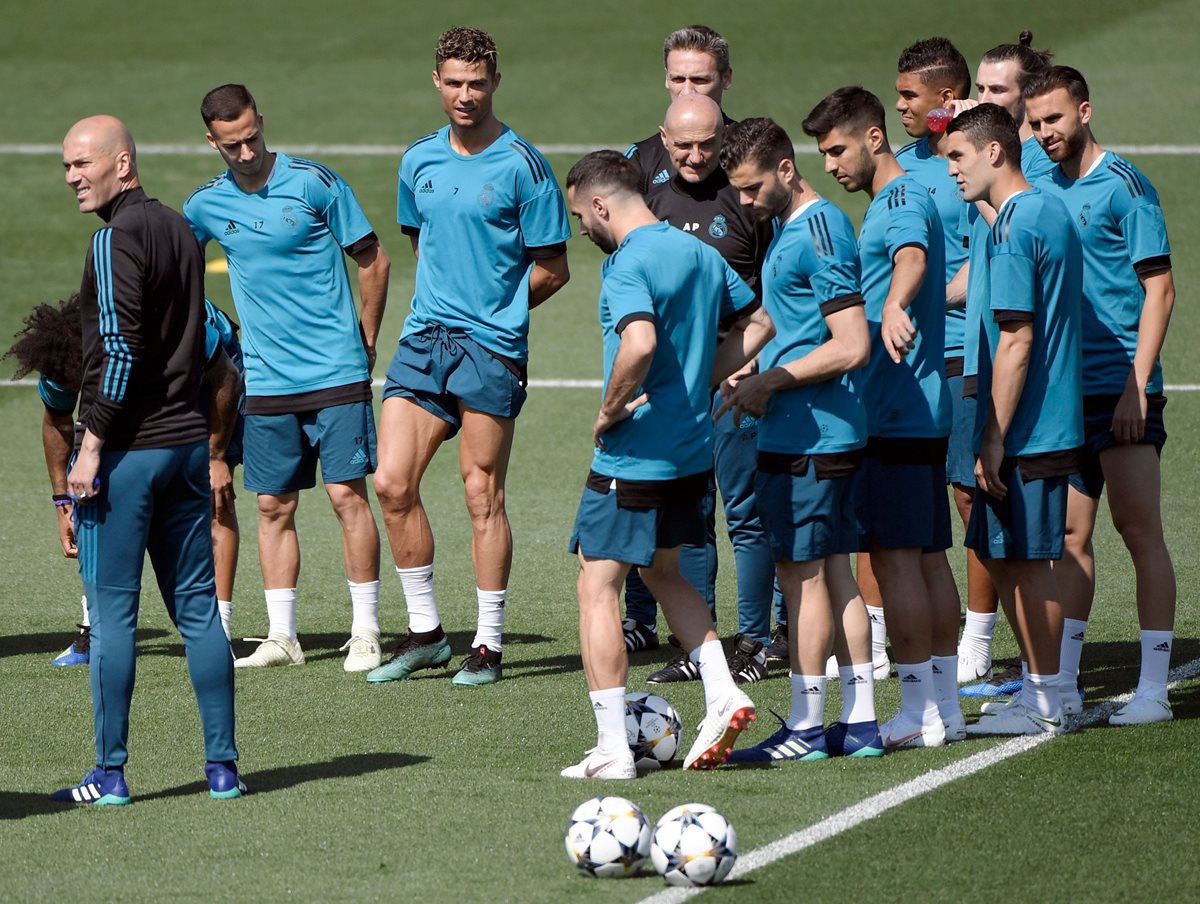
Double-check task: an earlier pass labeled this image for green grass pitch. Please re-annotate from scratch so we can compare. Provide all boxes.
[1,1,1198,901]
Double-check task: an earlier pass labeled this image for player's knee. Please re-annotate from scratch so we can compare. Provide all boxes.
[463,472,504,522]
[257,493,297,524]
[373,468,419,514]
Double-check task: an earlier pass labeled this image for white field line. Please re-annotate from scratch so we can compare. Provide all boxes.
[3,379,1199,392]
[2,143,1199,157]
[635,655,1200,904]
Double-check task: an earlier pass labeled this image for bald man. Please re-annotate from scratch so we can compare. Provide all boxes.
[52,116,242,805]
[621,92,776,689]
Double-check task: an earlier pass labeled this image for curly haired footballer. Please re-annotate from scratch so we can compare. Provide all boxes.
[4,294,83,390]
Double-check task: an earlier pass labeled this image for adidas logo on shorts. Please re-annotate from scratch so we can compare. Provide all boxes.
[349,448,368,467]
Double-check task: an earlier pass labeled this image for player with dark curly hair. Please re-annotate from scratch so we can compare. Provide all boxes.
[5,292,245,662]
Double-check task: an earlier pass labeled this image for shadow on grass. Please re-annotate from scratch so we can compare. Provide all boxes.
[149,631,557,662]
[0,627,170,659]
[140,751,431,801]
[1079,637,1200,704]
[3,752,429,819]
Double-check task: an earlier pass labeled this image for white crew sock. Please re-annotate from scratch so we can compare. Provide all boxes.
[347,579,381,636]
[589,686,629,755]
[787,674,826,730]
[396,564,439,633]
[1137,630,1173,698]
[839,663,877,724]
[80,594,90,628]
[217,600,233,642]
[471,587,507,651]
[1024,672,1061,718]
[896,660,939,722]
[931,655,962,722]
[866,605,887,661]
[264,587,297,641]
[960,610,997,660]
[691,639,738,709]
[1057,618,1088,690]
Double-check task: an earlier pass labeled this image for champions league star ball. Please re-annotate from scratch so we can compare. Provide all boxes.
[650,803,738,887]
[565,796,653,878]
[625,692,683,769]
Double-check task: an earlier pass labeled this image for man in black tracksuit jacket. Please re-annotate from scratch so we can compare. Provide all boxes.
[51,115,242,806]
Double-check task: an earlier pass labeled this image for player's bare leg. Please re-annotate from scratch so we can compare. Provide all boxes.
[1101,444,1176,722]
[872,546,945,746]
[1100,445,1176,630]
[970,559,1066,733]
[458,407,516,592]
[325,478,380,583]
[643,547,755,768]
[776,559,832,677]
[576,554,632,690]
[326,477,382,669]
[257,491,300,589]
[855,551,889,673]
[367,397,456,683]
[374,396,453,569]
[955,483,1001,682]
[235,491,306,667]
[563,553,635,778]
[211,505,238,641]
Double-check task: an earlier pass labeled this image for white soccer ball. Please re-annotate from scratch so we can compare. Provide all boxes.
[650,802,738,887]
[564,796,653,878]
[625,691,683,768]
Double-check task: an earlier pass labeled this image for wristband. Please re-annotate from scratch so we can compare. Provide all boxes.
[53,494,72,508]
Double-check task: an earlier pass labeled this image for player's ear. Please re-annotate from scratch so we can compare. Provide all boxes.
[492,70,501,91]
[777,157,794,183]
[432,68,441,89]
[591,195,608,220]
[205,132,218,151]
[659,126,669,150]
[1078,100,1092,126]
[865,125,885,153]
[722,67,733,90]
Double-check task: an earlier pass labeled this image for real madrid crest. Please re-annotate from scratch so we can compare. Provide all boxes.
[709,215,728,239]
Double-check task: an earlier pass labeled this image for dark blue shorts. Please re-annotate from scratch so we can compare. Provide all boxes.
[568,478,706,568]
[225,414,245,470]
[966,461,1068,560]
[243,400,376,494]
[946,374,976,488]
[855,439,952,552]
[1068,393,1167,499]
[755,461,859,563]
[383,324,527,437]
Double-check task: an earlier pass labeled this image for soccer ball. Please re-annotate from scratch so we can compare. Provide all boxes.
[650,803,738,887]
[564,796,653,878]
[625,692,682,769]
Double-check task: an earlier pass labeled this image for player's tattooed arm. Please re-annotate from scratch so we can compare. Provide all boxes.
[204,349,242,519]
[43,409,77,556]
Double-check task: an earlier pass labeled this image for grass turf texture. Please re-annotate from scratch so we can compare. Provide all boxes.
[2,0,1199,900]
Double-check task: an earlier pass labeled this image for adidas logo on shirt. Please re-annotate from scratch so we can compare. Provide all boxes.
[652,169,670,185]
[224,220,239,236]
[418,180,435,193]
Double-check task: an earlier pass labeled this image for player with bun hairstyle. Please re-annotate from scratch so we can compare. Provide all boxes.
[954,31,1059,692]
